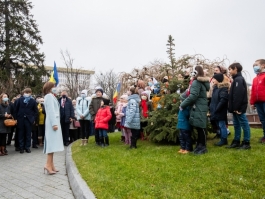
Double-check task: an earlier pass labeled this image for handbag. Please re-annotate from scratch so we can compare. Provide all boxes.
[4,117,17,127]
[73,120,80,128]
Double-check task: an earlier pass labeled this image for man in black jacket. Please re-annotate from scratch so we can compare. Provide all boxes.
[58,91,74,146]
[14,88,38,153]
[227,63,251,149]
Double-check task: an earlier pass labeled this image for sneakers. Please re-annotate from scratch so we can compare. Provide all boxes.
[226,140,240,148]
[178,149,190,154]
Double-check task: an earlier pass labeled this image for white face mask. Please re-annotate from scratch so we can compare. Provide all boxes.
[141,96,147,100]
[51,88,57,94]
[24,94,30,98]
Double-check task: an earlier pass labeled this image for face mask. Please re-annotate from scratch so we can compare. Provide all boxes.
[51,88,57,94]
[81,94,86,98]
[62,95,66,98]
[148,82,153,86]
[254,66,261,74]
[24,94,30,98]
[213,72,217,75]
[2,98,8,102]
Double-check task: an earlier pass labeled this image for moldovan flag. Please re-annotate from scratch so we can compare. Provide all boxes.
[113,83,121,104]
[49,61,59,86]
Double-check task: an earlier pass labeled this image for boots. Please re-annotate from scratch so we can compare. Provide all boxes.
[105,137,109,146]
[80,139,85,146]
[215,138,228,146]
[84,139,88,146]
[129,137,137,149]
[121,136,125,142]
[100,137,105,147]
[193,144,208,155]
[237,141,251,150]
[226,140,240,148]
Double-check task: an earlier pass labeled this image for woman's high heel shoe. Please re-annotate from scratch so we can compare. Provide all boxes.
[44,167,56,175]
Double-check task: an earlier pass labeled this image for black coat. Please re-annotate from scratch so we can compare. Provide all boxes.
[58,97,74,123]
[210,83,229,121]
[228,72,248,113]
[0,104,11,134]
[14,97,38,124]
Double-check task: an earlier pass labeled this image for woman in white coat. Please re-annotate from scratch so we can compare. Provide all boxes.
[43,82,64,175]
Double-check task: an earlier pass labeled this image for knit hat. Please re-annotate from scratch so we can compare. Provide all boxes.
[213,73,224,83]
[103,98,110,106]
[95,88,103,95]
[180,90,188,101]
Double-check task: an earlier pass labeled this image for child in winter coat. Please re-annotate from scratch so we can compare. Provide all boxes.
[177,90,192,154]
[120,95,131,144]
[95,98,112,147]
[210,73,229,146]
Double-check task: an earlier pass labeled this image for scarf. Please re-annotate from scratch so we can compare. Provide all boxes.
[141,100,148,118]
[24,97,31,104]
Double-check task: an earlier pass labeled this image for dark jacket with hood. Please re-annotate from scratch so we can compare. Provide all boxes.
[0,103,11,134]
[210,82,229,121]
[228,72,248,113]
[180,76,210,129]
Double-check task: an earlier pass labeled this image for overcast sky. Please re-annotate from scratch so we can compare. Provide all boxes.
[31,0,265,82]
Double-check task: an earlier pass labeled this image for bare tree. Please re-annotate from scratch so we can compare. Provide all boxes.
[60,50,92,99]
[94,69,120,102]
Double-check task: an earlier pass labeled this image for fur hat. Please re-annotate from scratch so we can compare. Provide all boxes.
[213,73,224,83]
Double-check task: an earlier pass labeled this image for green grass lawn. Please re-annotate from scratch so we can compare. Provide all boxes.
[71,128,265,199]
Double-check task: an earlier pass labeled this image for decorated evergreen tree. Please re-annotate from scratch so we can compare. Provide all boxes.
[0,0,46,95]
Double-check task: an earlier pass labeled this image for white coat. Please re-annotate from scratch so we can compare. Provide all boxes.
[43,93,64,154]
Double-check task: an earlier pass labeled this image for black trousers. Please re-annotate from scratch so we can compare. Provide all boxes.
[79,120,90,139]
[38,124,45,143]
[196,127,207,146]
[69,129,78,142]
[92,122,99,143]
[18,118,32,150]
[6,126,15,144]
[61,121,70,145]
[0,133,7,146]
[131,129,140,141]
[32,125,38,146]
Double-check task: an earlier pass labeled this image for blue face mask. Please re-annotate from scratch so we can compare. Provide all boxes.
[2,98,8,102]
[254,66,261,74]
[148,82,153,86]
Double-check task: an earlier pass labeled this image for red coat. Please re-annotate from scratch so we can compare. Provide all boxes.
[95,106,112,130]
[250,72,265,105]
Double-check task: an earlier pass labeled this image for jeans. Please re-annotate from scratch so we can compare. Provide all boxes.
[18,118,32,150]
[61,121,70,145]
[255,102,265,138]
[232,113,251,141]
[98,129,108,138]
[216,120,227,139]
[179,129,192,151]
[79,120,90,139]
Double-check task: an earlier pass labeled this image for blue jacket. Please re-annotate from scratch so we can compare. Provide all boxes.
[58,97,74,123]
[124,94,141,130]
[76,97,92,120]
[14,97,38,124]
[177,107,191,131]
[44,93,64,154]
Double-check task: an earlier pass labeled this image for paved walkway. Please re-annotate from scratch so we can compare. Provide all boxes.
[0,143,74,199]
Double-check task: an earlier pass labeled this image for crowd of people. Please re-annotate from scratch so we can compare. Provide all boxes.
[0,59,265,161]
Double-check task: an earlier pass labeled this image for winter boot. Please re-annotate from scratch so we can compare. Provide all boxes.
[215,138,228,146]
[237,141,251,150]
[100,137,105,147]
[105,137,109,146]
[193,143,202,153]
[226,140,240,148]
[84,139,88,146]
[80,139,85,146]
